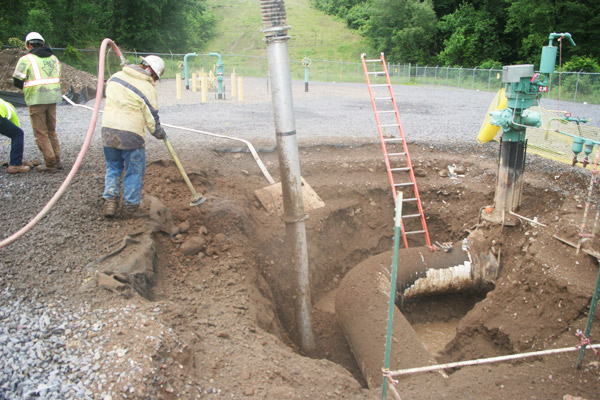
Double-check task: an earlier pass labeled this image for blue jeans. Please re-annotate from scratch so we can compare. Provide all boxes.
[0,116,25,166]
[103,146,146,207]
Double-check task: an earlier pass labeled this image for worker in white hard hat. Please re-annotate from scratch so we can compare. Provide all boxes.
[12,32,63,172]
[100,55,167,218]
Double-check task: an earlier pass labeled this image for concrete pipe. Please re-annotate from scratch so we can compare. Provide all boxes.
[335,232,499,388]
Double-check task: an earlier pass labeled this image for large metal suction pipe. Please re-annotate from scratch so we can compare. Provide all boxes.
[335,235,499,388]
[260,0,315,353]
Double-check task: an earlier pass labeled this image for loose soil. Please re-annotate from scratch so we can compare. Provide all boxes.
[3,141,600,399]
[0,47,599,399]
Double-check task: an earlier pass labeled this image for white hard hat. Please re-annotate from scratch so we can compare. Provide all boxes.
[25,32,45,45]
[140,55,165,79]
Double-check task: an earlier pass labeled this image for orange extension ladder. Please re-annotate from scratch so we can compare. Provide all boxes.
[361,52,431,248]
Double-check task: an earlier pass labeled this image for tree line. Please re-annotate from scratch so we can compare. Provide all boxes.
[0,0,215,54]
[2,0,598,73]
[311,0,600,72]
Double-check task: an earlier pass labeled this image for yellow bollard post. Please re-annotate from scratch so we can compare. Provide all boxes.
[176,73,182,100]
[237,76,244,102]
[231,71,237,98]
[192,72,197,92]
[201,73,207,103]
[208,70,215,90]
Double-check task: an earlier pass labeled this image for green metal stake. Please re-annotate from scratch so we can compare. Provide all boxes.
[576,260,600,368]
[382,191,403,399]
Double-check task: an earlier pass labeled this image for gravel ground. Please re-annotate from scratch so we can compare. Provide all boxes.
[7,76,600,158]
[1,77,599,399]
[0,289,170,400]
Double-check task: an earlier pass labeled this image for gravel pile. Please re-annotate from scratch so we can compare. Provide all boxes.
[0,289,168,400]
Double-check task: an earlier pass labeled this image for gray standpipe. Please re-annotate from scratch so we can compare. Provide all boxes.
[260,0,315,353]
[302,57,311,92]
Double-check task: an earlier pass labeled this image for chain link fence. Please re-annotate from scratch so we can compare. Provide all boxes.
[46,47,600,105]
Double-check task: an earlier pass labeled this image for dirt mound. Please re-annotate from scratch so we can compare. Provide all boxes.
[0,48,97,94]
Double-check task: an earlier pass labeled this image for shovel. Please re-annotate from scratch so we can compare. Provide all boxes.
[163,137,206,207]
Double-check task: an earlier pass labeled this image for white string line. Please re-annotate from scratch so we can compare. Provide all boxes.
[388,343,600,377]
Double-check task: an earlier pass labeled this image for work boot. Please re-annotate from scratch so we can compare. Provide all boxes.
[22,161,34,168]
[7,165,31,174]
[121,205,146,219]
[37,164,57,173]
[103,199,119,218]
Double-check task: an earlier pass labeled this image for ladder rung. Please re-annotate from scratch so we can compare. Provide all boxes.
[364,56,430,247]
[402,214,421,219]
[405,230,426,235]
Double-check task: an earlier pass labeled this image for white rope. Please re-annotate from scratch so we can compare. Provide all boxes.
[63,97,275,184]
[388,343,600,377]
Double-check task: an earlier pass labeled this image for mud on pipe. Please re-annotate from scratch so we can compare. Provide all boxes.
[335,230,499,388]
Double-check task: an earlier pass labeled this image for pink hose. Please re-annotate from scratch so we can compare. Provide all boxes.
[0,38,125,248]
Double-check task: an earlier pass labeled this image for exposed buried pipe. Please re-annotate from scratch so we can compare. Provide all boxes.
[259,0,315,353]
[335,232,499,388]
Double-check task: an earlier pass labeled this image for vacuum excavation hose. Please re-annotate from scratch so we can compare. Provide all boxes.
[0,38,126,249]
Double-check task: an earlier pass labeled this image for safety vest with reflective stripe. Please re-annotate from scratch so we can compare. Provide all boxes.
[101,65,159,150]
[13,53,62,106]
[0,98,20,127]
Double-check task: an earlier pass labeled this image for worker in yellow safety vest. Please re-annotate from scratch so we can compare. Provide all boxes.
[101,55,167,218]
[12,32,63,172]
[0,98,30,174]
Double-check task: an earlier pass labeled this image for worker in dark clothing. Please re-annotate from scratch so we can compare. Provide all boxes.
[0,98,30,174]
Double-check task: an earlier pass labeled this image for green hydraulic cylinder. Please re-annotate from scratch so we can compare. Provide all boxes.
[540,33,576,74]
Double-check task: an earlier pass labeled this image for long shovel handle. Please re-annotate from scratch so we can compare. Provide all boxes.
[163,137,201,197]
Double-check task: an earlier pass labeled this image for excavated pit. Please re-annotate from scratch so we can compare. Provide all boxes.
[81,142,600,397]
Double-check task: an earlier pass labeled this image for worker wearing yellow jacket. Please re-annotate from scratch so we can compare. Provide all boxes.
[12,32,62,172]
[0,98,30,174]
[101,55,167,218]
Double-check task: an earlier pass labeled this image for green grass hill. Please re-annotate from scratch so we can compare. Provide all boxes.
[204,0,373,63]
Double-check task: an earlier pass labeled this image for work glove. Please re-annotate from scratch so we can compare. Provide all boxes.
[153,126,167,140]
